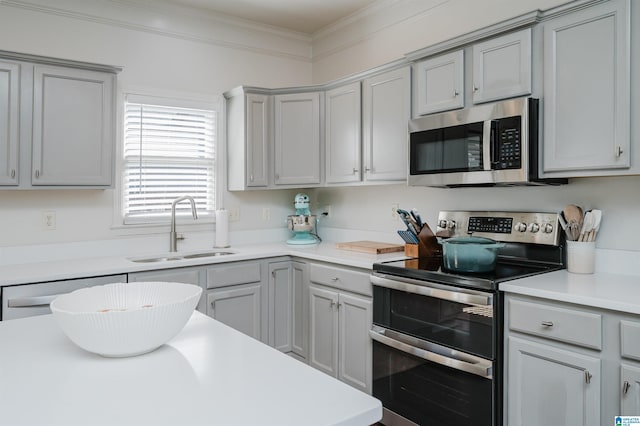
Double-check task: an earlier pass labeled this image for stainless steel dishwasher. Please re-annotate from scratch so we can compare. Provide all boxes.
[1,274,126,320]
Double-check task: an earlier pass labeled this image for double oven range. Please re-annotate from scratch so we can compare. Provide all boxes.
[370,211,565,426]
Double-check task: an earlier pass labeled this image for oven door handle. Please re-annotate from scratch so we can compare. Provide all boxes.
[370,274,492,306]
[370,325,493,379]
[6,294,63,308]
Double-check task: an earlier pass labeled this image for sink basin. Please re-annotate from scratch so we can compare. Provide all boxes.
[128,251,235,263]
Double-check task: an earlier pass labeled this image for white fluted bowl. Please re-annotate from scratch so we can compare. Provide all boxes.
[50,281,202,357]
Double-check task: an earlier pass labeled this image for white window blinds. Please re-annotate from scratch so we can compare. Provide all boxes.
[123,97,217,224]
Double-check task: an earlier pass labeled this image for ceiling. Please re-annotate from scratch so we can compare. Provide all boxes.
[161,0,380,34]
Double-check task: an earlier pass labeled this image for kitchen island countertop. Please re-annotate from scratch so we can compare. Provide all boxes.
[0,311,381,426]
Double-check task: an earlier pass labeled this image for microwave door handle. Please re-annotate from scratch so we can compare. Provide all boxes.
[370,274,492,306]
[482,121,492,171]
[369,326,493,379]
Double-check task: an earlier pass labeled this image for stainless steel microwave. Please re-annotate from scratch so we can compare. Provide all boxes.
[408,97,566,187]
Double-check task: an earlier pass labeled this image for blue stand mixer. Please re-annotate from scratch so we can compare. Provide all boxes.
[286,193,319,245]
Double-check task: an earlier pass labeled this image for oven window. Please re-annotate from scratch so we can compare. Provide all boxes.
[373,286,494,359]
[410,122,484,174]
[373,340,492,426]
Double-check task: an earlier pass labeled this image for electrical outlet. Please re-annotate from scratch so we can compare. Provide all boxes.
[43,211,56,230]
[262,208,270,221]
[229,207,240,221]
[391,203,399,220]
[323,205,331,218]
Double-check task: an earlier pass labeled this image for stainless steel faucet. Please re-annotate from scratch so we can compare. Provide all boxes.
[169,196,198,252]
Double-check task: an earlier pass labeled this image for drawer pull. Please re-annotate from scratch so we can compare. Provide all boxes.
[624,381,631,394]
[541,321,554,327]
[331,277,339,282]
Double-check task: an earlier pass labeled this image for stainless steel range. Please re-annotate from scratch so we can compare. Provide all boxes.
[370,211,565,426]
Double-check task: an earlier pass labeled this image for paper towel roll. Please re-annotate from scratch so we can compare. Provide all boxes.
[215,209,230,248]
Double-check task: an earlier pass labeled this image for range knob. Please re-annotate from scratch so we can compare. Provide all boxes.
[438,219,447,229]
[528,223,540,233]
[515,222,527,232]
[446,220,456,230]
[542,223,554,234]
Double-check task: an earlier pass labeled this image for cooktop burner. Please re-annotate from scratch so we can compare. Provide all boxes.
[373,256,562,292]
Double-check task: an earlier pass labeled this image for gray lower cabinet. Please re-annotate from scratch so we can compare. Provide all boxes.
[268,260,308,358]
[542,0,631,177]
[308,262,372,394]
[205,260,268,344]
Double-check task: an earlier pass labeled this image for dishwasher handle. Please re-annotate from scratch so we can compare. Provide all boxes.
[7,294,63,308]
[369,325,493,379]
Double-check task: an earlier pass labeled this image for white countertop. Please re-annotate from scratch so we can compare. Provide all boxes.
[0,311,382,426]
[0,241,407,286]
[501,270,640,314]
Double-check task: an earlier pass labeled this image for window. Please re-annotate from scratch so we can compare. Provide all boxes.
[122,95,218,225]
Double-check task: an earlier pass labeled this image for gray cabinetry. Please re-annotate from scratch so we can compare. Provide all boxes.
[226,89,270,190]
[0,51,119,189]
[273,91,321,185]
[205,260,267,343]
[542,0,630,176]
[413,50,464,116]
[31,65,115,186]
[471,28,532,104]
[0,60,19,186]
[362,66,410,182]
[325,82,361,184]
[308,263,372,393]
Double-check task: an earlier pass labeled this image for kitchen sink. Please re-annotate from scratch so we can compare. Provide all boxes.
[128,251,236,263]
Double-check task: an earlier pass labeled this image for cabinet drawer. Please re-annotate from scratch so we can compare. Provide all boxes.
[508,299,602,350]
[206,261,261,289]
[309,263,371,297]
[621,320,640,361]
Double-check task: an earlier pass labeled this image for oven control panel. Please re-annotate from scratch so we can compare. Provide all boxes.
[436,211,561,246]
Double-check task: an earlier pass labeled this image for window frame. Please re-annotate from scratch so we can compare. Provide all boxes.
[112,90,225,234]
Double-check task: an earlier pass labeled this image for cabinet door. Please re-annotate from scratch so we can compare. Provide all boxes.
[0,60,19,186]
[362,67,410,182]
[472,28,532,104]
[274,92,321,185]
[338,292,372,394]
[268,261,292,353]
[325,82,361,184]
[542,0,630,175]
[414,50,464,116]
[32,65,115,186]
[508,336,601,426]
[621,364,640,416]
[207,283,263,341]
[308,285,339,377]
[291,261,308,359]
[245,93,269,187]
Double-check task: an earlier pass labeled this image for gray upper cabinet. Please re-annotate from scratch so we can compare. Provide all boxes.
[542,0,630,176]
[362,66,410,182]
[471,28,532,104]
[413,50,464,116]
[325,82,362,184]
[226,89,270,190]
[31,65,115,186]
[274,91,321,186]
[0,60,19,186]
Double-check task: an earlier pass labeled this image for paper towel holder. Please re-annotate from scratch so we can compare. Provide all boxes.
[215,208,230,248]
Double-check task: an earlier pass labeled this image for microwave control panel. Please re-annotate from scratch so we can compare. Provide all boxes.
[494,116,521,170]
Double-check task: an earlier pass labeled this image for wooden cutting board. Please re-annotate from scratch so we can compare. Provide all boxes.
[335,240,404,254]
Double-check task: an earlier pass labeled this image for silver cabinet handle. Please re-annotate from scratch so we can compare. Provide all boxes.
[10,169,15,178]
[370,325,492,379]
[624,380,631,394]
[453,90,459,97]
[365,167,371,172]
[35,169,40,178]
[473,85,479,92]
[585,370,592,384]
[7,294,64,308]
[616,146,624,157]
[541,321,554,327]
[249,174,254,182]
[371,274,492,307]
[329,300,336,308]
[331,277,339,282]
[352,168,358,174]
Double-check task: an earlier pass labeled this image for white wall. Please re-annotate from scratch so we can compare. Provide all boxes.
[0,0,311,248]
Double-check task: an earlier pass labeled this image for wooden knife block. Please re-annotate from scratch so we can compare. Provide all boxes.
[404,223,442,258]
